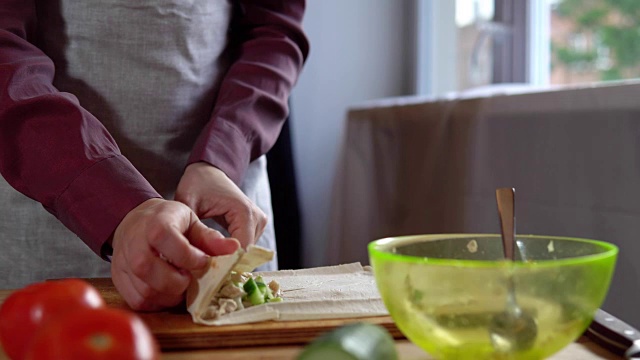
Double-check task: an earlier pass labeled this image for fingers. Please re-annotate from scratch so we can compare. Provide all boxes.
[111,215,248,312]
[226,203,267,248]
[112,199,224,311]
[148,225,209,271]
[111,270,146,311]
[127,271,185,311]
[254,211,268,244]
[111,248,188,312]
[227,210,254,248]
[123,225,237,311]
[127,249,191,296]
[188,219,240,256]
[113,269,185,312]
[174,163,268,249]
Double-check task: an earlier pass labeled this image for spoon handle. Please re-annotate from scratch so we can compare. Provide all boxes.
[496,188,516,261]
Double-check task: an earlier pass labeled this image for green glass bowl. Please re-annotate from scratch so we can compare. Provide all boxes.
[369,234,618,360]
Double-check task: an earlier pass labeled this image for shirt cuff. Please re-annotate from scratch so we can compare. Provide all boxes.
[187,119,251,185]
[52,155,161,259]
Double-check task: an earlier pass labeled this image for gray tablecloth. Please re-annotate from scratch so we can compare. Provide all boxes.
[328,81,640,328]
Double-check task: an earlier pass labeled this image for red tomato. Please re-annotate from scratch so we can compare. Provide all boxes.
[24,307,160,360]
[0,279,105,360]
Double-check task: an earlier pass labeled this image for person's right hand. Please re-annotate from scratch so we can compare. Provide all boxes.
[110,198,240,311]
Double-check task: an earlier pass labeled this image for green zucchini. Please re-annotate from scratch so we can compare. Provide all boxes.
[256,281,268,294]
[243,277,258,294]
[242,278,265,305]
[297,323,398,360]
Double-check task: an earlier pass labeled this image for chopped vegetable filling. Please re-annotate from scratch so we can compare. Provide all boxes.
[203,271,282,320]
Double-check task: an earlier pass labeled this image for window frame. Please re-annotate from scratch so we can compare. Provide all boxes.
[492,0,550,85]
[416,0,552,96]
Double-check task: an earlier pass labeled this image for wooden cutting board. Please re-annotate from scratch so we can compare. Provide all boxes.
[51,278,405,351]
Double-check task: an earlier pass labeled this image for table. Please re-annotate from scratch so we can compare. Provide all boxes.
[0,329,623,360]
[0,341,623,360]
[0,330,622,360]
[0,286,624,359]
[160,338,620,359]
[327,81,640,328]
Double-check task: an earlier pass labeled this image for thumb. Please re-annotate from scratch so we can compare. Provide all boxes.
[188,219,240,256]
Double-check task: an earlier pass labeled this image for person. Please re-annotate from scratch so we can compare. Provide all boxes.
[0,0,309,311]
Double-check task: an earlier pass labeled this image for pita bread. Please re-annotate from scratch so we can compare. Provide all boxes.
[186,245,275,324]
[196,263,389,326]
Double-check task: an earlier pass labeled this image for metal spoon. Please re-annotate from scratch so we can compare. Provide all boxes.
[489,188,538,352]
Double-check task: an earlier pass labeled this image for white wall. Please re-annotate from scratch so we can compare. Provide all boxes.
[290,0,417,267]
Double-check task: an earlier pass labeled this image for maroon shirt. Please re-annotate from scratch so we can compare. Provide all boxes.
[0,1,309,257]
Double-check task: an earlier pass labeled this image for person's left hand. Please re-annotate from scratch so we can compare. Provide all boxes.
[175,162,267,249]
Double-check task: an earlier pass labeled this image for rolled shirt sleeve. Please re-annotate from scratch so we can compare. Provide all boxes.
[0,1,161,258]
[188,0,310,184]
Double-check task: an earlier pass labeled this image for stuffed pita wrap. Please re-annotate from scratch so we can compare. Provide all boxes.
[186,245,280,325]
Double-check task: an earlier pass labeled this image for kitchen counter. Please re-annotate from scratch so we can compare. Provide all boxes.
[0,338,623,360]
[158,338,620,360]
[0,283,624,360]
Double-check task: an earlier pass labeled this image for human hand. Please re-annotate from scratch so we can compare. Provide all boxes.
[175,162,267,249]
[111,198,240,311]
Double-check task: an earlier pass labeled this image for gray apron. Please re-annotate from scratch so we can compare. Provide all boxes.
[0,0,277,288]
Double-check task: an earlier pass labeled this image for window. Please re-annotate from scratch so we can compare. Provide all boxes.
[418,0,640,96]
[456,0,495,90]
[550,0,640,85]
